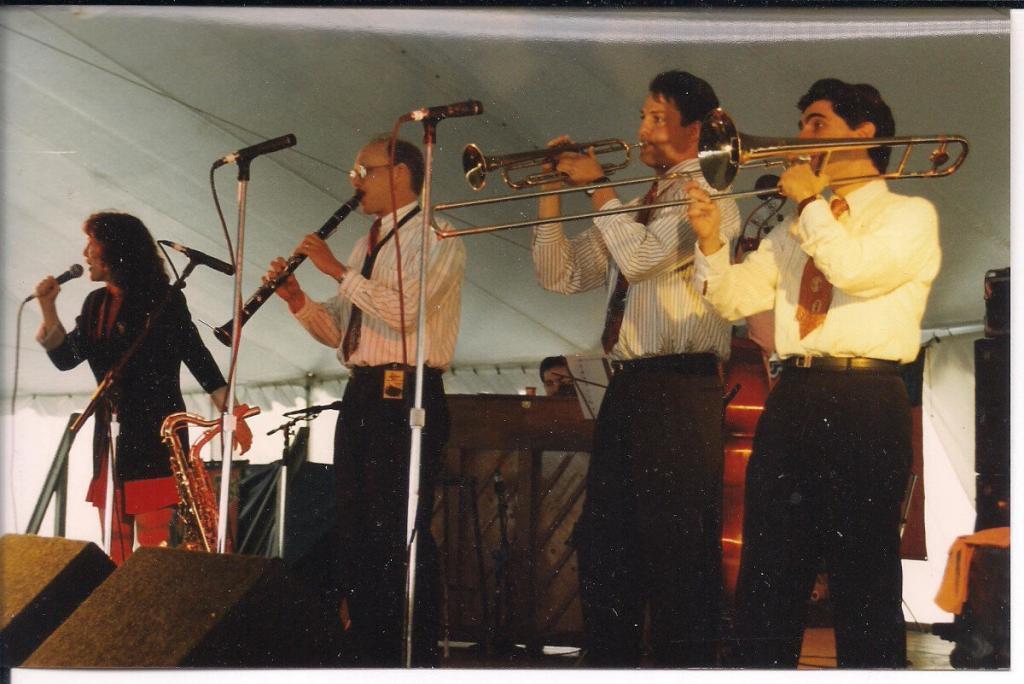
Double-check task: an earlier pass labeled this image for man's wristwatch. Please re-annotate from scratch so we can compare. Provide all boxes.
[585,176,611,196]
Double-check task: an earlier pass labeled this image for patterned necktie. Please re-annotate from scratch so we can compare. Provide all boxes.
[795,197,848,339]
[600,181,659,354]
[341,218,383,362]
[366,218,381,256]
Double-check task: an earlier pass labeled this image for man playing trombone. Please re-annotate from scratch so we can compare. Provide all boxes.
[687,78,940,668]
[532,70,740,667]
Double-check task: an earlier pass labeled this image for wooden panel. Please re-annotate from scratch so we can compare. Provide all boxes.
[532,451,586,644]
[433,395,592,651]
[446,394,594,452]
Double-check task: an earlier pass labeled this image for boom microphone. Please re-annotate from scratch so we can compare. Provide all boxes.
[214,133,297,168]
[24,264,84,302]
[158,241,235,276]
[283,401,344,417]
[400,100,484,123]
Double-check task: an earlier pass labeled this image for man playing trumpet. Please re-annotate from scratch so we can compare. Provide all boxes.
[687,78,940,668]
[532,70,740,667]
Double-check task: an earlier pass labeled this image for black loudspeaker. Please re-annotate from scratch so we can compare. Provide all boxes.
[974,338,1010,478]
[0,535,115,667]
[975,474,1010,532]
[24,546,345,668]
[983,267,1010,337]
[974,337,1010,531]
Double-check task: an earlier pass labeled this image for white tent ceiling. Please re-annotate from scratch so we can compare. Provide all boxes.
[1,6,1011,397]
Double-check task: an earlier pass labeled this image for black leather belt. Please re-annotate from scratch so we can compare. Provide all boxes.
[349,363,443,378]
[781,356,901,372]
[610,353,718,376]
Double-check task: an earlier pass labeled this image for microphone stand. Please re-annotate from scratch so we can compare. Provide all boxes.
[266,416,303,558]
[402,116,441,668]
[216,158,251,554]
[264,408,327,558]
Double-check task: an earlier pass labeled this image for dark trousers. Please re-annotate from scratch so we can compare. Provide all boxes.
[732,367,912,669]
[333,366,449,667]
[574,360,724,667]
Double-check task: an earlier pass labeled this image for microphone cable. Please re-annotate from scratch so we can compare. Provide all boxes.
[6,299,31,531]
[387,121,409,366]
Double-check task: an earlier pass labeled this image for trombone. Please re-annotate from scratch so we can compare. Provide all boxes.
[433,109,968,239]
[697,108,969,190]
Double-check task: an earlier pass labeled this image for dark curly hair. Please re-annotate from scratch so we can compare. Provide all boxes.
[84,212,169,296]
[648,71,720,126]
[797,78,895,173]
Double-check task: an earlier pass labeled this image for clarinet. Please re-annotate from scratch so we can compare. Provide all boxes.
[213,191,364,346]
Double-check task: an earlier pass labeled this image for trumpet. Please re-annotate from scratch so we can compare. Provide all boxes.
[463,138,644,190]
[433,109,968,238]
[213,191,363,346]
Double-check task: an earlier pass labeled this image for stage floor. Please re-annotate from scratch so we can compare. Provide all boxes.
[440,627,957,670]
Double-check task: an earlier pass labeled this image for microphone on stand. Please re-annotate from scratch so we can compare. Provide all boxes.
[283,401,344,417]
[158,241,235,276]
[24,264,84,302]
[213,133,297,168]
[400,100,484,123]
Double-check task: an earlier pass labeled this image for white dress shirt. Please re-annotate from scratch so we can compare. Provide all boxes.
[533,158,741,360]
[293,201,465,370]
[694,180,940,364]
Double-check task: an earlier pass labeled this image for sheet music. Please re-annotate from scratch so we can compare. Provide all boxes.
[566,355,609,420]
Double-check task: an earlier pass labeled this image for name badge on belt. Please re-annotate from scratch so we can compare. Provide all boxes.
[383,369,405,400]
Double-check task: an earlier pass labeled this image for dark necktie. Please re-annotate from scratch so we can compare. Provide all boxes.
[600,181,659,354]
[795,197,848,339]
[341,218,382,362]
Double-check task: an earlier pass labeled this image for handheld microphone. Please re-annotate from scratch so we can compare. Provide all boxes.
[158,241,235,276]
[400,100,484,123]
[24,264,84,302]
[214,133,297,168]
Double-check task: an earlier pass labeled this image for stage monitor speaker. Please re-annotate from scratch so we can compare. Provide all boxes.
[0,535,115,667]
[24,546,345,668]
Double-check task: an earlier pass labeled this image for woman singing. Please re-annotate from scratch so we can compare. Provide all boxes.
[33,212,253,564]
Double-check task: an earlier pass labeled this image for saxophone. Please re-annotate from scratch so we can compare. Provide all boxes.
[160,407,260,552]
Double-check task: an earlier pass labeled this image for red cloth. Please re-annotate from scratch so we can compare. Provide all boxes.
[86,453,178,515]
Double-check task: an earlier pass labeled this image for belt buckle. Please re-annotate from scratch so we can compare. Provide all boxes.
[795,355,813,368]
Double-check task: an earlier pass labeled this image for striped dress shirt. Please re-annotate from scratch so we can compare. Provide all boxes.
[533,157,741,361]
[293,201,465,370]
